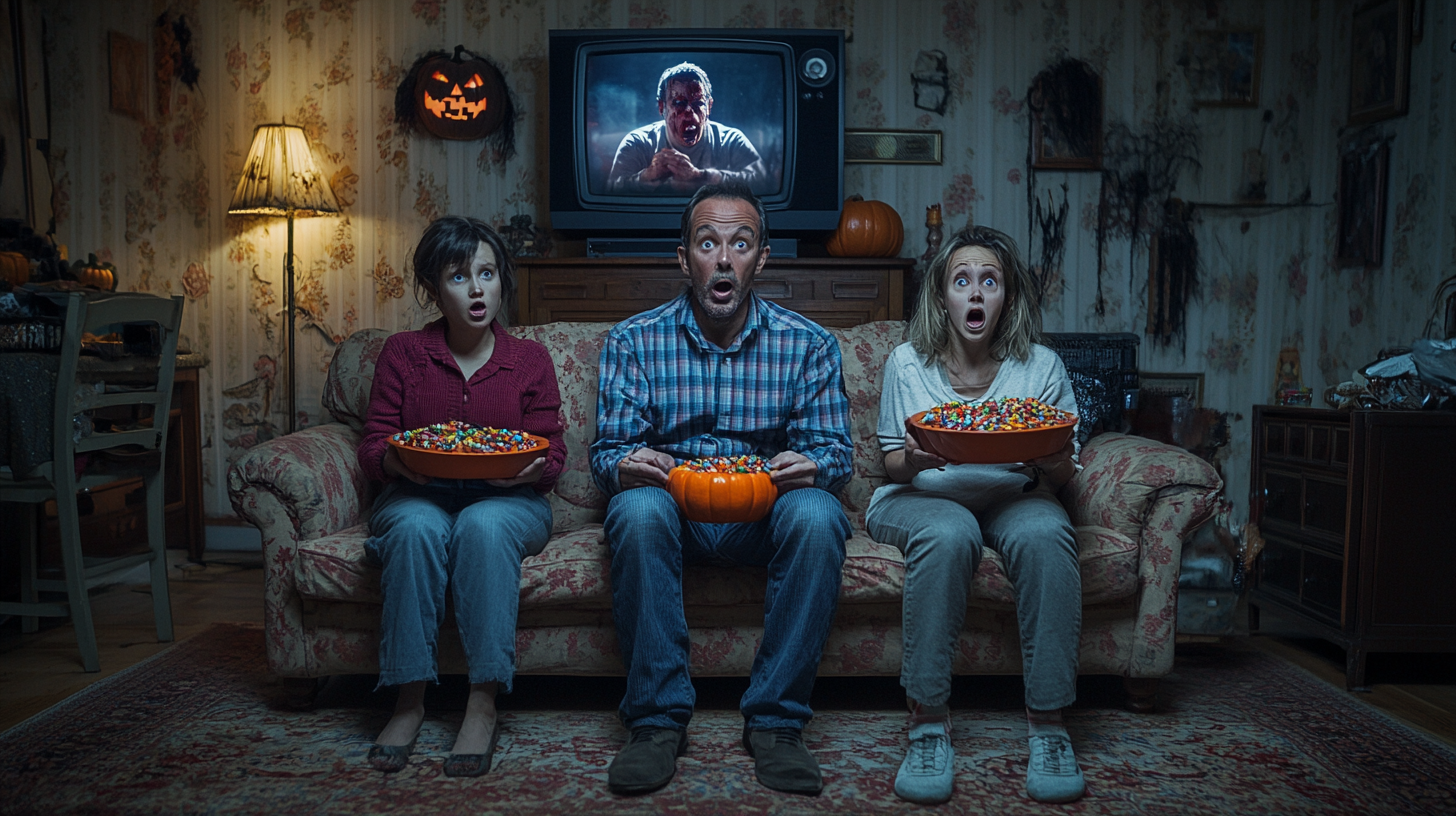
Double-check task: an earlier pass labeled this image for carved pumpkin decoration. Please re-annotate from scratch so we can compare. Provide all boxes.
[667,465,778,524]
[411,47,508,141]
[69,254,117,291]
[0,251,29,287]
[826,194,905,258]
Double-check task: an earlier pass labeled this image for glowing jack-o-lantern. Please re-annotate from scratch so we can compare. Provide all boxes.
[411,49,508,141]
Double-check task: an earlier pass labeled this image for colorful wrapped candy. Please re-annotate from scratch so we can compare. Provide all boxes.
[391,420,542,453]
[920,397,1076,432]
[678,454,774,473]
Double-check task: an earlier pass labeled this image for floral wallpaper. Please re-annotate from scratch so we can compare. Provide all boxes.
[41,0,1456,527]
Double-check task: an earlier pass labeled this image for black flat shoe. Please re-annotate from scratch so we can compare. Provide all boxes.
[367,734,418,773]
[444,720,502,778]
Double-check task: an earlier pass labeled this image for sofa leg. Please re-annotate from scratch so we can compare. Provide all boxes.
[280,677,324,711]
[1123,677,1159,713]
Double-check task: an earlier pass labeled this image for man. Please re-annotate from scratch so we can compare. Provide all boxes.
[590,182,853,796]
[606,63,770,194]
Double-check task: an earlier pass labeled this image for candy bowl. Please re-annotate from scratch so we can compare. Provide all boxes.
[906,398,1078,465]
[667,455,778,524]
[389,423,550,480]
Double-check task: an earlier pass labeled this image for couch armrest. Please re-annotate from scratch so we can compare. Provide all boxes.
[227,422,373,546]
[1065,433,1224,677]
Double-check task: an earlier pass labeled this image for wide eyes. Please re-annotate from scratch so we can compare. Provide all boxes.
[952,271,999,288]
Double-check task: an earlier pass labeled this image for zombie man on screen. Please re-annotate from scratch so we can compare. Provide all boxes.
[606,63,769,194]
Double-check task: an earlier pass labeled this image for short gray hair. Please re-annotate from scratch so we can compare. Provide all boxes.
[656,62,712,106]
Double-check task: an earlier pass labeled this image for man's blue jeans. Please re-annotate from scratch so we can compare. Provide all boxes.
[365,479,553,692]
[604,486,850,732]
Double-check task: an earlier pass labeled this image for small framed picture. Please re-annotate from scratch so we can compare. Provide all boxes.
[1336,140,1389,268]
[1184,29,1263,107]
[1348,0,1412,125]
[844,129,943,165]
[1140,372,1204,408]
[108,31,147,122]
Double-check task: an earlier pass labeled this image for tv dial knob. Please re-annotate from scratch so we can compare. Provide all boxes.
[803,57,828,81]
[798,48,835,87]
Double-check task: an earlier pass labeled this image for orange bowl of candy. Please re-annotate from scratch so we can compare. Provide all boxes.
[667,455,778,524]
[907,398,1078,465]
[389,421,550,480]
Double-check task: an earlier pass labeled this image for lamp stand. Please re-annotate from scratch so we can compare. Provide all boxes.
[284,209,297,435]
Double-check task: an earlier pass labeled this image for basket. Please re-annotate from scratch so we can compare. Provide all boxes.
[1042,332,1139,443]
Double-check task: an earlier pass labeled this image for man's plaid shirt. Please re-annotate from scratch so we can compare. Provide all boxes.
[590,292,853,497]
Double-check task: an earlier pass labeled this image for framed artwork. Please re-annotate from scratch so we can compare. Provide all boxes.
[1348,0,1412,125]
[108,31,146,122]
[1184,29,1263,107]
[844,129,942,164]
[1336,140,1389,268]
[1030,81,1102,170]
[1140,372,1204,408]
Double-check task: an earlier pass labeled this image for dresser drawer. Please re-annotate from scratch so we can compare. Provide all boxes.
[1258,466,1346,551]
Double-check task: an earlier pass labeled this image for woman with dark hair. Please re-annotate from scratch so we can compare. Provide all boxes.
[866,226,1085,804]
[356,215,566,777]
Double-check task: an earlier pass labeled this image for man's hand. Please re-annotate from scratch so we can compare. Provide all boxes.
[642,148,710,184]
[383,445,430,485]
[487,456,546,488]
[768,451,818,493]
[618,447,676,490]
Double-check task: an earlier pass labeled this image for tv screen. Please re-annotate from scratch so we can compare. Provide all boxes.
[550,29,843,236]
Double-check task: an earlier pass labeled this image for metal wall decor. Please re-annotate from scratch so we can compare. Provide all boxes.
[844,129,942,164]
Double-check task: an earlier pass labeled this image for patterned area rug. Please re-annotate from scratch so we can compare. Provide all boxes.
[3,623,1453,815]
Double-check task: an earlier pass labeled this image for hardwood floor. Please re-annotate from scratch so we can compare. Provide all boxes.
[2,551,1453,748]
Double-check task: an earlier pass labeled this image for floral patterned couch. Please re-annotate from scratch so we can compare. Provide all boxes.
[228,321,1222,709]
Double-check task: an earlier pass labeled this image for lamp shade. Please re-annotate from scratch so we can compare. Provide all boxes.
[227,124,340,216]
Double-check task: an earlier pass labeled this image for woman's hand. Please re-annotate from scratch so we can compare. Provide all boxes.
[486,456,546,488]
[1025,439,1076,489]
[768,451,819,492]
[383,445,431,485]
[884,428,948,484]
[618,447,676,490]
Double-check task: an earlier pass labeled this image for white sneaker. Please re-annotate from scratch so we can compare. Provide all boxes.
[1025,732,1086,803]
[894,719,954,804]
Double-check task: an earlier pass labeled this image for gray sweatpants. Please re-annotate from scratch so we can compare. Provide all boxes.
[865,484,1081,710]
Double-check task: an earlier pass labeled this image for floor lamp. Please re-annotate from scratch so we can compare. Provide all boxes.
[227,124,338,434]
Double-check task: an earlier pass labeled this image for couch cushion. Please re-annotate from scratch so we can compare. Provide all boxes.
[293,522,1139,611]
[322,328,390,432]
[829,321,906,530]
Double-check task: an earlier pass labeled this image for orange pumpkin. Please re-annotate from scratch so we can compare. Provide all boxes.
[0,251,28,286]
[667,466,778,524]
[70,254,117,290]
[826,194,905,258]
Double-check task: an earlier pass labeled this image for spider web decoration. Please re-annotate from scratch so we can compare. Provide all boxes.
[1024,58,1099,310]
[1147,198,1199,351]
[1030,183,1070,306]
[1093,120,1201,317]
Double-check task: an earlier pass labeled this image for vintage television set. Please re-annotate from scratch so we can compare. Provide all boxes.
[548,28,844,256]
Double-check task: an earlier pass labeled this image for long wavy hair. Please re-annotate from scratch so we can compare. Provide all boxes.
[410,215,517,325]
[907,225,1042,365]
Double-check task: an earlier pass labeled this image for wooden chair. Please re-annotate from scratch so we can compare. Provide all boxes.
[0,291,185,671]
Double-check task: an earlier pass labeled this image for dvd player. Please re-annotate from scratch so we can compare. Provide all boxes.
[586,237,798,258]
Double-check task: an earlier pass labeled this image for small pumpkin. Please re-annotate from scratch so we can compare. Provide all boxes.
[826,194,905,258]
[0,251,29,286]
[667,466,778,524]
[412,47,508,141]
[70,254,117,291]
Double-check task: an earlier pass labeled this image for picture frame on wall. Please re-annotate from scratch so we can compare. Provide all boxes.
[1140,372,1205,408]
[108,31,146,122]
[1029,86,1102,170]
[1336,140,1389,268]
[844,129,943,165]
[1184,29,1263,107]
[1348,0,1412,125]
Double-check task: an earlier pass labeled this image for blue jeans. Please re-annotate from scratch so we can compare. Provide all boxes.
[365,479,553,692]
[866,485,1081,711]
[605,486,850,732]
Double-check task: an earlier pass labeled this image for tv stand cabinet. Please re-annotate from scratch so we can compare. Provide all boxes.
[514,256,912,327]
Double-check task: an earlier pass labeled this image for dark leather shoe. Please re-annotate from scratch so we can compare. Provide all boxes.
[443,720,501,778]
[743,725,823,795]
[367,734,418,773]
[608,726,687,795]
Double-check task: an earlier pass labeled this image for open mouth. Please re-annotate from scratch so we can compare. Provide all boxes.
[469,301,489,318]
[710,279,735,303]
[680,124,701,144]
[965,306,986,332]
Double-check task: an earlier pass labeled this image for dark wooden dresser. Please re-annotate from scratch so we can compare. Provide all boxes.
[1248,405,1456,689]
[514,256,911,327]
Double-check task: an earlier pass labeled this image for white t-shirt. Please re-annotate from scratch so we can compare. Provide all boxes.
[606,121,770,194]
[870,341,1080,513]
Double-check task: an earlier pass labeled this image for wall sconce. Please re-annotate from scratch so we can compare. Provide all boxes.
[227,124,338,434]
